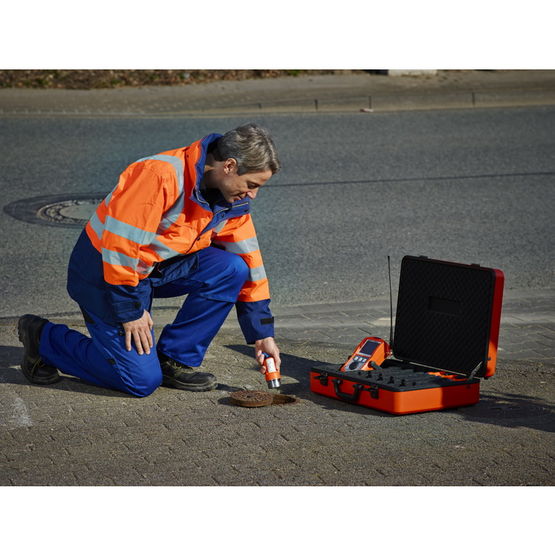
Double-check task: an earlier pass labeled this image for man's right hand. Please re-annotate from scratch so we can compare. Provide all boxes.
[122,310,154,355]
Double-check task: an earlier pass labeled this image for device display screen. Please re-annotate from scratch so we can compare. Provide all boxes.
[360,340,381,355]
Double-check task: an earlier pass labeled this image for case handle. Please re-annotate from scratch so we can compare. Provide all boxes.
[332,379,362,402]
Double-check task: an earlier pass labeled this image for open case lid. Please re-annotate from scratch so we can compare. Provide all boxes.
[393,256,500,377]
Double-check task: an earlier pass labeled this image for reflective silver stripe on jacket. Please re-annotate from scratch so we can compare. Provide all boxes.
[101,248,154,274]
[101,248,139,269]
[105,216,156,245]
[212,220,227,233]
[249,265,267,282]
[137,260,155,274]
[88,211,104,240]
[149,238,183,259]
[89,213,156,246]
[212,236,259,255]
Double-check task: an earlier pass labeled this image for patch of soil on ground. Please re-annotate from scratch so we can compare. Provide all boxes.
[0,69,367,90]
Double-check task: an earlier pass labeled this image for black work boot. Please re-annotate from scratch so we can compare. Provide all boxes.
[159,354,217,392]
[17,314,62,385]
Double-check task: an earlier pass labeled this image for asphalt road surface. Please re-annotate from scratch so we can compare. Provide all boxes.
[1,105,554,317]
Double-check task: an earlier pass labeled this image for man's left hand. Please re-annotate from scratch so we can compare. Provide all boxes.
[254,337,281,373]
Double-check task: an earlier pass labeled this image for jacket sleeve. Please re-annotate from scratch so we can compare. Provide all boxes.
[97,162,176,322]
[211,214,275,343]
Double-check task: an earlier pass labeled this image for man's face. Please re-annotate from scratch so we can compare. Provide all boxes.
[204,158,273,203]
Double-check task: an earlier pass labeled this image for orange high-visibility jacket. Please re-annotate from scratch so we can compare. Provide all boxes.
[69,133,274,341]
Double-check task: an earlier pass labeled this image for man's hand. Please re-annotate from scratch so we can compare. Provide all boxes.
[122,310,154,355]
[254,337,281,373]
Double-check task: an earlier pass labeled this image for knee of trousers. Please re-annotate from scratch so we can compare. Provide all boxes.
[128,374,162,398]
[228,252,250,285]
[115,355,163,398]
[213,251,250,290]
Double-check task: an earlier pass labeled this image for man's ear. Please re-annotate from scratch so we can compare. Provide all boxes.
[224,158,238,175]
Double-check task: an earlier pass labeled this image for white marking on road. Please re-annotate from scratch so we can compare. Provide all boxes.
[11,396,33,428]
[370,317,396,327]
[1,394,33,429]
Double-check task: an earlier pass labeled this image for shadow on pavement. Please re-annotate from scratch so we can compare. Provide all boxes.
[456,391,555,433]
[223,343,555,430]
[0,345,131,398]
[0,345,26,385]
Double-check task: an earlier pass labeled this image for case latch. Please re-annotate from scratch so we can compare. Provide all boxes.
[314,373,329,387]
[365,384,380,399]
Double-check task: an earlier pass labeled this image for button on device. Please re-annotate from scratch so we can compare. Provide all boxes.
[348,355,369,370]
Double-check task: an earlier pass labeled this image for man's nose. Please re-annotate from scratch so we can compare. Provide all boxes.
[246,189,258,199]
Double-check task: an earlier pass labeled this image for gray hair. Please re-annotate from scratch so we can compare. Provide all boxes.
[214,123,281,175]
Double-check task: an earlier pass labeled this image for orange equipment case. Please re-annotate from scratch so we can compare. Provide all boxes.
[310,255,504,415]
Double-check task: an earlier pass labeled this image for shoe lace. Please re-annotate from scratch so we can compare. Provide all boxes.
[165,358,192,373]
[30,358,53,377]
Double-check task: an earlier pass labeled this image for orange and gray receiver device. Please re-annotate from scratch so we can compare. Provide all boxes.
[340,336,391,372]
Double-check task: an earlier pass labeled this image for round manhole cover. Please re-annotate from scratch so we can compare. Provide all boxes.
[229,390,299,407]
[4,193,107,228]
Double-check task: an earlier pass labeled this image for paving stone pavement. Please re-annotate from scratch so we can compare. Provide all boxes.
[1,288,553,486]
[1,71,553,486]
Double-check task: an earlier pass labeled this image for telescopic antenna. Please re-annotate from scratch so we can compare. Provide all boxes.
[388,255,393,347]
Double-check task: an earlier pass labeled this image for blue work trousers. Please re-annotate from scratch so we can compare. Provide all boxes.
[39,247,249,397]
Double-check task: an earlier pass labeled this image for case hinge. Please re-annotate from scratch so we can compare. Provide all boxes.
[468,361,484,381]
